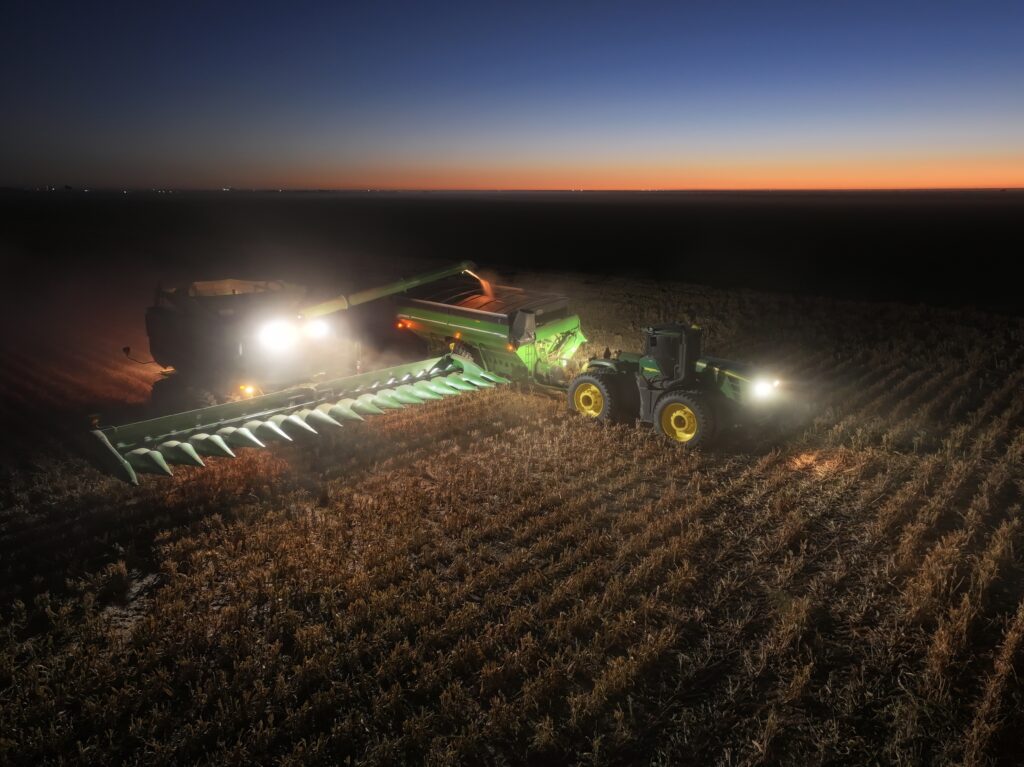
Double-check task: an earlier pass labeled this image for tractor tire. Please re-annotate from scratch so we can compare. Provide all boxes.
[654,392,716,447]
[567,373,629,423]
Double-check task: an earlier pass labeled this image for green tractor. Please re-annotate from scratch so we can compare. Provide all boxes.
[567,322,781,446]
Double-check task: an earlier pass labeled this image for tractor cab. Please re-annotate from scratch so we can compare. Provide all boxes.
[638,323,704,386]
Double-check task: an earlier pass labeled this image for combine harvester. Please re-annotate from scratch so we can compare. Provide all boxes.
[93,262,586,483]
[92,261,783,483]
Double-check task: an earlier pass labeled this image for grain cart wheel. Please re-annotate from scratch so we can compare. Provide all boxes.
[654,392,716,447]
[568,373,627,423]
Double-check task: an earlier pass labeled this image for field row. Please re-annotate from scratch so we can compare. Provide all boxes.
[2,275,1023,764]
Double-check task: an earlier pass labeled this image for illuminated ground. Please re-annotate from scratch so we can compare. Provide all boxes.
[2,272,1023,765]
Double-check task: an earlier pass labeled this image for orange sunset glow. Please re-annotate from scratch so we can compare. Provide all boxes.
[278,152,1024,191]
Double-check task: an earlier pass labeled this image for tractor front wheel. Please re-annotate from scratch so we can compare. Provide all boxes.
[654,392,716,447]
[567,373,628,423]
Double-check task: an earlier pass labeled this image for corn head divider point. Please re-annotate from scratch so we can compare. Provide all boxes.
[93,354,507,484]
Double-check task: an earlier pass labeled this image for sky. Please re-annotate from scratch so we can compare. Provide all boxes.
[2,1,1022,190]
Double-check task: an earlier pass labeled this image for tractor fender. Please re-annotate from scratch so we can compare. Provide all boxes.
[585,359,627,374]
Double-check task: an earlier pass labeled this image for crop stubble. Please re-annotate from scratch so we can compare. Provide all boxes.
[1,273,1023,765]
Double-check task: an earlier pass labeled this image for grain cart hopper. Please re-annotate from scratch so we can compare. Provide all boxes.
[92,261,587,483]
[567,322,782,447]
[391,270,586,385]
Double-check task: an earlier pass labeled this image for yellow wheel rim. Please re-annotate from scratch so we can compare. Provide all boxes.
[573,382,604,418]
[661,402,698,442]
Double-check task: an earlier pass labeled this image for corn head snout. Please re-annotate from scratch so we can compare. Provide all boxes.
[93,355,507,484]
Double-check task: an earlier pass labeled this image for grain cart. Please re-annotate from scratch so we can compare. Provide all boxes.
[567,322,782,447]
[392,269,586,385]
[92,261,587,483]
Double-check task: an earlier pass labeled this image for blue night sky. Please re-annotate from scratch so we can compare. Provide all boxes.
[2,1,1022,189]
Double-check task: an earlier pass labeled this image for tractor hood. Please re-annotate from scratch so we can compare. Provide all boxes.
[697,356,783,404]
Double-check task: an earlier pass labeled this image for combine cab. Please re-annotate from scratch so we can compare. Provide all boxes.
[143,278,353,409]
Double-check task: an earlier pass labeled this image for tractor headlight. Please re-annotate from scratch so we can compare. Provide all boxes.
[303,319,330,340]
[258,319,299,352]
[752,378,781,400]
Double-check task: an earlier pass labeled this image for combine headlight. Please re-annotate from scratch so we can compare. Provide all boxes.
[258,319,299,352]
[303,319,330,339]
[752,378,781,400]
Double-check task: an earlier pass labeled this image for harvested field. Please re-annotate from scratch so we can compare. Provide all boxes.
[2,271,1023,765]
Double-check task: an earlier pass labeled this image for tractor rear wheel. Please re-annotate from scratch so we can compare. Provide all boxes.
[654,392,716,447]
[568,373,628,423]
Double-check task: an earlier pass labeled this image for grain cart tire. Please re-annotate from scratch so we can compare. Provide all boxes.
[568,373,628,423]
[654,392,716,447]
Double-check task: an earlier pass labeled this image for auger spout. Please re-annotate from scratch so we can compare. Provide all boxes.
[300,261,477,318]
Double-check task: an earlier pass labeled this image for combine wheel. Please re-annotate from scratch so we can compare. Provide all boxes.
[567,373,628,423]
[654,392,716,447]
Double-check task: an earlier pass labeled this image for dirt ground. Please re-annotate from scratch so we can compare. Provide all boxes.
[2,271,1023,765]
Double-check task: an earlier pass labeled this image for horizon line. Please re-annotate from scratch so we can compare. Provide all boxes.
[6,185,1024,194]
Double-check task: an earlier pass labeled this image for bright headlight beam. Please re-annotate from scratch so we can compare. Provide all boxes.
[752,379,777,399]
[258,319,299,352]
[303,319,330,339]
